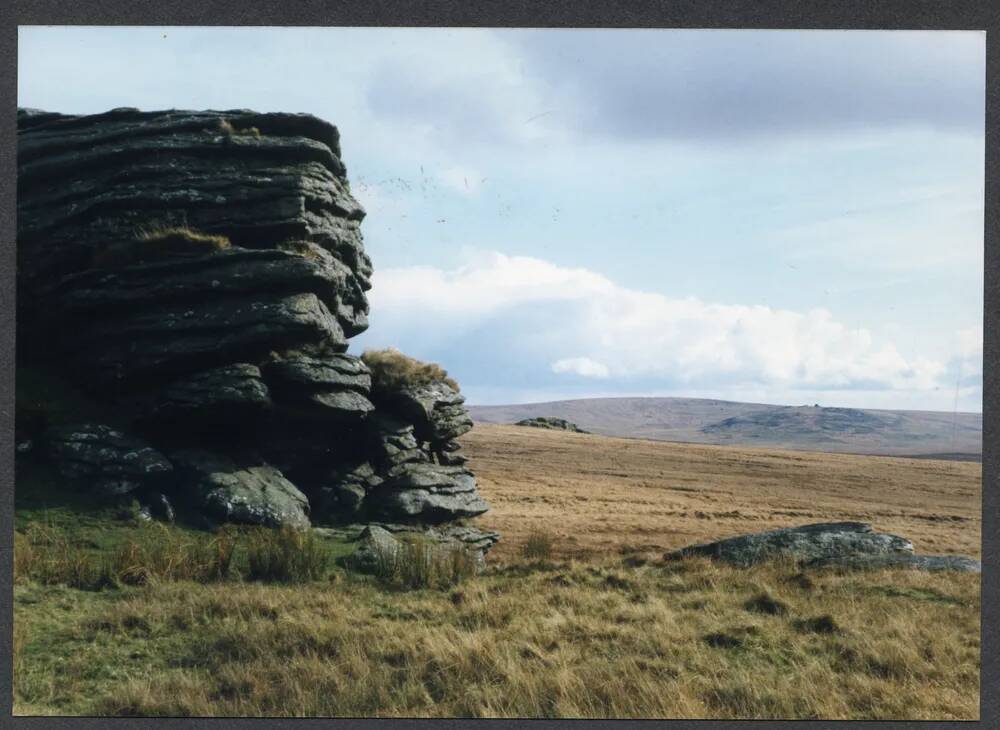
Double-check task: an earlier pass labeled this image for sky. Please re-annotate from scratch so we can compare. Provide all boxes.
[17,27,985,411]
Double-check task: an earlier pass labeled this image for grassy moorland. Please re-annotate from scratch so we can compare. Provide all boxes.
[13,426,981,719]
[464,425,981,561]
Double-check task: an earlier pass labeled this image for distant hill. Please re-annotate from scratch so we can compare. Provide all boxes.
[467,397,982,460]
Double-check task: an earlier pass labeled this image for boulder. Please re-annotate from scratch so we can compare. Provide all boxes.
[45,423,172,496]
[347,524,402,573]
[665,522,979,572]
[665,522,913,567]
[170,449,310,530]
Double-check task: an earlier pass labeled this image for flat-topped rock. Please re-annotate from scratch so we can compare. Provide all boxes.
[516,416,589,433]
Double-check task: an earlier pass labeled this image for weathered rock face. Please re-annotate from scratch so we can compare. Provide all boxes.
[46,423,173,497]
[18,107,493,552]
[665,522,980,572]
[515,417,589,433]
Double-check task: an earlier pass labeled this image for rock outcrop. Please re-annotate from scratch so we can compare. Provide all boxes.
[665,522,980,572]
[515,417,589,433]
[17,107,492,555]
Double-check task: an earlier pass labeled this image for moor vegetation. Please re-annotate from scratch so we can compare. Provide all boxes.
[14,532,980,719]
[13,401,981,719]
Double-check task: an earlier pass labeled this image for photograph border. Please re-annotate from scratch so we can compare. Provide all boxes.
[1,1,995,728]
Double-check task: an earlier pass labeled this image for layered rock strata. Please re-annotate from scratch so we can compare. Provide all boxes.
[18,107,493,552]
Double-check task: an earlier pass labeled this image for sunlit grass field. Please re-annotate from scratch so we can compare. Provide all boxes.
[14,426,981,719]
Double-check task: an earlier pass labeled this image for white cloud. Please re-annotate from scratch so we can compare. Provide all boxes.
[551,357,610,378]
[367,251,948,393]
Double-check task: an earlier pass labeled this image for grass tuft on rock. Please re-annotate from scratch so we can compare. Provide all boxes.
[92,226,231,269]
[362,347,460,394]
[217,118,261,138]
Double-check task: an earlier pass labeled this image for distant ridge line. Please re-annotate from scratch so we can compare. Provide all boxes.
[467,396,981,459]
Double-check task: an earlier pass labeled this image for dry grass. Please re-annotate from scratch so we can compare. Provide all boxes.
[13,522,347,589]
[14,522,239,589]
[13,426,981,718]
[462,425,981,562]
[14,557,979,718]
[368,534,479,590]
[522,530,555,560]
[362,348,460,395]
[245,528,326,583]
[217,118,261,138]
[92,226,231,269]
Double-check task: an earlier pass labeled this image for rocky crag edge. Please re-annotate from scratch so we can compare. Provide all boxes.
[15,107,498,564]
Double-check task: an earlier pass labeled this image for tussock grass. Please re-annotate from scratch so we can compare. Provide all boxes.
[92,226,231,269]
[362,348,460,394]
[522,530,555,561]
[14,554,980,719]
[13,522,341,589]
[245,527,326,583]
[369,534,478,590]
[14,523,238,589]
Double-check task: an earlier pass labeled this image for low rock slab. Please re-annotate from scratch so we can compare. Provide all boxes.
[665,522,979,572]
[665,522,913,567]
[171,449,310,529]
